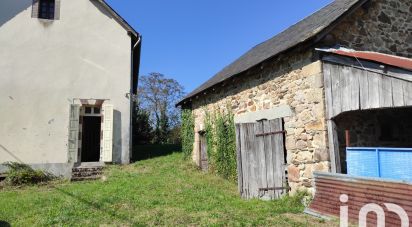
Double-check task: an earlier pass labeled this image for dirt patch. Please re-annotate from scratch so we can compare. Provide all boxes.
[280,213,339,227]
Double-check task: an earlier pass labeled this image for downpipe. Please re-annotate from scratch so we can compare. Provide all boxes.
[129,35,141,164]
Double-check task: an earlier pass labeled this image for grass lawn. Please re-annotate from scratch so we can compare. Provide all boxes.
[0,152,335,226]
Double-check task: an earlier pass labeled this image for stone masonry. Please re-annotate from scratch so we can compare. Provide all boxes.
[329,0,412,58]
[192,51,330,195]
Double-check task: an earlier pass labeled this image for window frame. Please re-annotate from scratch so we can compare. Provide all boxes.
[38,0,55,20]
[32,0,60,20]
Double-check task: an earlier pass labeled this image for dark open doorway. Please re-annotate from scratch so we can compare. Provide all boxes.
[333,107,412,173]
[81,116,101,162]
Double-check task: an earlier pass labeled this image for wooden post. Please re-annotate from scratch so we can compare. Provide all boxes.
[327,120,341,173]
[345,130,350,147]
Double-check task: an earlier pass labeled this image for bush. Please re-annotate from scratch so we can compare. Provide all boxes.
[204,110,237,182]
[3,162,55,186]
[270,190,309,214]
[181,109,195,159]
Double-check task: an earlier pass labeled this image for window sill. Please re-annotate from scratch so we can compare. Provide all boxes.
[37,18,57,23]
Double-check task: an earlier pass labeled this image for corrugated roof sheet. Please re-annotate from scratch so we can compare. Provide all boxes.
[178,0,366,106]
[308,172,412,226]
[317,47,412,71]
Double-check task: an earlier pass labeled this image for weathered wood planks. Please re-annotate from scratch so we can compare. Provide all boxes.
[324,63,412,119]
[271,119,286,198]
[235,119,286,200]
[327,120,341,173]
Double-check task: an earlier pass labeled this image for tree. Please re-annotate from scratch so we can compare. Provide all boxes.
[132,102,153,145]
[138,73,184,144]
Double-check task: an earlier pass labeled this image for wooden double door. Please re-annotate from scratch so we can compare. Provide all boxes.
[235,118,287,200]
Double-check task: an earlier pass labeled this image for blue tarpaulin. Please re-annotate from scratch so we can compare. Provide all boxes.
[346,147,412,182]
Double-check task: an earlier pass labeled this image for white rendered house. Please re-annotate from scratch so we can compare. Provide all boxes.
[0,0,141,177]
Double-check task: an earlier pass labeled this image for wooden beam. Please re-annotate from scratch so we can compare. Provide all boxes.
[327,120,341,173]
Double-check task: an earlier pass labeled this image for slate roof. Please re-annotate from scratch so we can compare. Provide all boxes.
[178,0,367,106]
[94,0,139,38]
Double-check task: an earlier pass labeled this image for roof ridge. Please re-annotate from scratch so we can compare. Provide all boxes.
[251,0,340,50]
[178,0,366,106]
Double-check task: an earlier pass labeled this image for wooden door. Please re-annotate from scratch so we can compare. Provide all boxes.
[235,118,287,200]
[101,103,114,162]
[68,104,80,163]
[199,133,208,171]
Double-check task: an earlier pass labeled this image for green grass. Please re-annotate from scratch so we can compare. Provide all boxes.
[132,144,182,161]
[0,153,330,226]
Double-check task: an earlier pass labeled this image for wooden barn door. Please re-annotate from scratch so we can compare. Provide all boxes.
[199,132,208,172]
[235,118,287,200]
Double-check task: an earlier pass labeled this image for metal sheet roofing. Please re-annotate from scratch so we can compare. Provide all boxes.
[318,47,412,71]
[308,172,412,226]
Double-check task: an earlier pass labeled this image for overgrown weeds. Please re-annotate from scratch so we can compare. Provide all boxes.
[181,109,195,159]
[3,162,55,186]
[204,110,237,182]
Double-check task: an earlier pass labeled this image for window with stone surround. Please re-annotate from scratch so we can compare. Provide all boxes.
[32,0,60,20]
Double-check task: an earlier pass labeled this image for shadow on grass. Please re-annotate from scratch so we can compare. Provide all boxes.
[132,144,182,162]
[54,187,143,226]
[0,221,10,227]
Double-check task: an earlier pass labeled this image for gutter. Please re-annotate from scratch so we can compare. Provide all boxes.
[129,35,142,163]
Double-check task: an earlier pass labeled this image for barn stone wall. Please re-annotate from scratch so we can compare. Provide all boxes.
[328,0,412,58]
[191,51,330,194]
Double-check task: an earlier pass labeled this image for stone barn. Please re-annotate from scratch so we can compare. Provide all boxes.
[177,0,412,197]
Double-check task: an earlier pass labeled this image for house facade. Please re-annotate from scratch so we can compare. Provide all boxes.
[0,0,141,177]
[177,0,412,195]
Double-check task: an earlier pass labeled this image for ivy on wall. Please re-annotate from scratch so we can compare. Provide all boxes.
[181,109,195,159]
[204,110,237,182]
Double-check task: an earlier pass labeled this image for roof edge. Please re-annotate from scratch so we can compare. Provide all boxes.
[92,0,139,38]
[176,0,369,107]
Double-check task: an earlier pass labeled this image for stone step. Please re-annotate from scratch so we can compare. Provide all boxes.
[71,169,103,173]
[71,166,104,181]
[72,172,102,178]
[72,166,103,169]
[71,175,102,182]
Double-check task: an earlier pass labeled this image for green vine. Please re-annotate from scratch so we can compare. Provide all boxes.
[204,110,237,182]
[181,109,195,159]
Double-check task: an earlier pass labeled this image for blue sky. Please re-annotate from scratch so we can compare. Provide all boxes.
[106,0,333,93]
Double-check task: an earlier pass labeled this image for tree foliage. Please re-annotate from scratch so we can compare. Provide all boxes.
[132,102,153,145]
[138,72,184,144]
